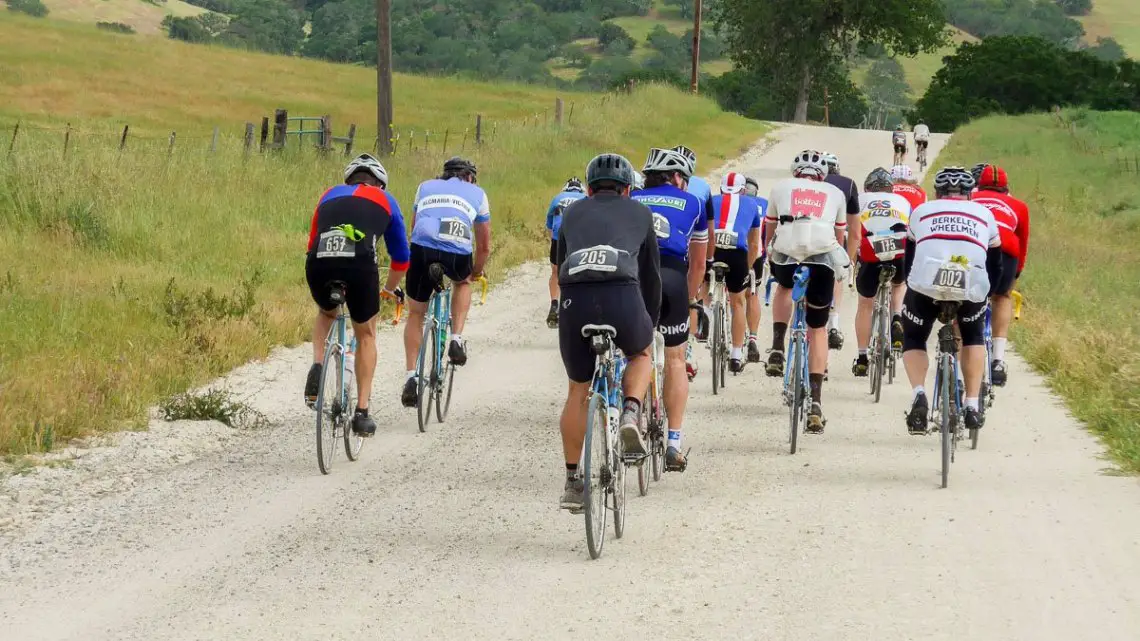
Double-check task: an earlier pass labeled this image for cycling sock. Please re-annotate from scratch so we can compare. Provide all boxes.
[354,407,369,417]
[771,322,788,351]
[550,299,558,307]
[965,397,979,411]
[452,334,463,343]
[993,337,1007,361]
[406,370,416,380]
[667,430,682,450]
[565,463,578,478]
[730,346,743,359]
[913,386,926,401]
[748,332,757,342]
[858,349,867,357]
[809,373,824,403]
[622,397,641,416]
[828,312,840,330]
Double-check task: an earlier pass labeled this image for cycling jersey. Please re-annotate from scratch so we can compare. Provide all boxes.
[907,200,1000,303]
[893,183,927,211]
[686,176,713,210]
[632,185,709,260]
[709,193,763,251]
[913,124,930,142]
[765,177,848,265]
[892,132,907,147]
[825,173,861,215]
[410,177,491,255]
[972,189,1030,272]
[545,190,586,239]
[307,184,411,270]
[857,192,912,264]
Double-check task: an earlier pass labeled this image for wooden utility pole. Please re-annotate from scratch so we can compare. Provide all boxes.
[690,0,702,94]
[824,87,831,127]
[376,0,394,156]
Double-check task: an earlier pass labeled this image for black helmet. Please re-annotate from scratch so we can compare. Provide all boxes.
[864,167,894,192]
[934,166,976,196]
[586,153,635,189]
[442,156,477,179]
[969,162,988,183]
[564,177,584,193]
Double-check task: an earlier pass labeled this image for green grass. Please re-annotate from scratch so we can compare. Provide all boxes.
[931,109,1140,473]
[858,27,977,101]
[1080,0,1140,58]
[0,12,768,455]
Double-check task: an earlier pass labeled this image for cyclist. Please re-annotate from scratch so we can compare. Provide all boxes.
[971,164,1030,386]
[891,164,927,211]
[674,145,712,213]
[822,151,861,350]
[764,150,855,433]
[851,167,912,376]
[400,157,491,407]
[304,154,409,436]
[913,120,930,161]
[744,175,769,363]
[969,163,990,196]
[632,170,646,192]
[544,177,587,328]
[902,167,1004,435]
[554,153,661,512]
[631,147,709,471]
[674,145,715,361]
[892,125,908,165]
[708,172,763,373]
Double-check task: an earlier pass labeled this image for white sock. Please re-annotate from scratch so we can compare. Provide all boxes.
[452,334,463,343]
[667,429,682,449]
[913,385,925,401]
[731,346,743,359]
[748,333,757,342]
[406,370,416,380]
[828,312,840,329]
[965,397,979,411]
[993,337,1007,361]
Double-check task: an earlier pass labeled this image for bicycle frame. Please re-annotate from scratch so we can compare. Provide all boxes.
[782,268,811,398]
[416,285,452,384]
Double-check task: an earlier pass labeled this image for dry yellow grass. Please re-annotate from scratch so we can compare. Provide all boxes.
[1079,0,1140,58]
[40,0,205,35]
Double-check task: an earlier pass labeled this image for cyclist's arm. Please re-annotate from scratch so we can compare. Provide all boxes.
[639,221,662,325]
[985,224,1003,294]
[687,236,708,298]
[472,192,491,278]
[845,212,861,264]
[381,198,411,290]
[555,225,567,268]
[545,199,557,237]
[306,205,320,252]
[1016,203,1030,276]
[703,198,716,272]
[746,227,761,267]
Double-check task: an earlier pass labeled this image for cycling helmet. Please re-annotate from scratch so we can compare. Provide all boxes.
[821,151,840,174]
[442,156,477,180]
[889,164,914,182]
[791,149,827,179]
[978,165,1008,190]
[632,170,645,191]
[585,153,635,188]
[643,147,693,178]
[933,166,976,195]
[864,167,894,192]
[721,172,746,195]
[744,176,759,196]
[344,153,389,188]
[969,162,989,183]
[672,145,697,168]
[895,124,904,131]
[564,177,584,193]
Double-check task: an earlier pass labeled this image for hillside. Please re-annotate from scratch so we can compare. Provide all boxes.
[1080,0,1140,58]
[39,0,205,35]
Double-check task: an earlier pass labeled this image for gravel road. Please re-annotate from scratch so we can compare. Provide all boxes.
[2,125,1138,641]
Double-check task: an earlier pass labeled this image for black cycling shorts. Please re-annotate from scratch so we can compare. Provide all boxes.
[549,238,558,266]
[659,259,691,347]
[752,256,766,285]
[894,144,907,155]
[991,253,1019,296]
[406,243,474,303]
[855,257,906,299]
[916,140,928,150]
[559,283,654,383]
[709,247,751,294]
[305,256,380,324]
[769,261,836,329]
[900,289,986,352]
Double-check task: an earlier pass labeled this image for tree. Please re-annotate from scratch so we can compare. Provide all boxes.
[863,57,913,126]
[712,0,945,123]
[598,22,635,54]
[559,43,592,68]
[945,0,1084,46]
[707,59,868,127]
[5,0,49,17]
[1055,0,1093,17]
[1085,37,1127,62]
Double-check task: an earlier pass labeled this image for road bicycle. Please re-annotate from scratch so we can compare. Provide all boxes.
[929,301,968,488]
[580,323,629,560]
[638,330,666,497]
[708,261,732,394]
[917,143,928,172]
[867,264,899,403]
[781,266,812,455]
[311,281,372,475]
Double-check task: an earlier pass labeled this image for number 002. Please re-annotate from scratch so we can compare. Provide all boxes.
[937,270,963,287]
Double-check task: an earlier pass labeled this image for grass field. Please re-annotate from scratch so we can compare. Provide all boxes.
[0,13,767,455]
[855,27,977,101]
[1080,0,1140,59]
[931,109,1140,473]
[40,0,206,35]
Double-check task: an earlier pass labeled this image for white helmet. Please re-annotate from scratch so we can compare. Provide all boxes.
[643,147,692,178]
[890,164,914,182]
[344,153,389,188]
[821,151,839,174]
[791,150,826,179]
[632,170,645,190]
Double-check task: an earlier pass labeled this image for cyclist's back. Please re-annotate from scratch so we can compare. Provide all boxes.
[410,177,489,255]
[633,183,706,264]
[766,175,848,265]
[908,198,998,303]
[893,182,927,211]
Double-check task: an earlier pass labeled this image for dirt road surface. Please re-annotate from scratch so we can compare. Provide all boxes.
[3,125,1139,641]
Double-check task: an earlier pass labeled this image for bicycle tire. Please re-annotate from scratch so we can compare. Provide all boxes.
[868,303,881,396]
[637,394,650,496]
[415,315,434,433]
[342,358,363,461]
[436,362,456,423]
[712,302,723,396]
[315,341,342,475]
[788,335,803,455]
[875,296,890,403]
[940,357,952,489]
[611,414,626,540]
[719,294,730,384]
[583,393,609,559]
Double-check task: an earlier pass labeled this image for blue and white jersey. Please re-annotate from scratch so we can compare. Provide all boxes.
[411,177,491,255]
[545,190,586,239]
[687,176,713,210]
[709,193,763,251]
[632,185,707,260]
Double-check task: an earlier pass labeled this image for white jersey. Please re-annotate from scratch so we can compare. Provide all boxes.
[765,177,848,267]
[907,199,1000,303]
[913,124,930,142]
[858,192,912,262]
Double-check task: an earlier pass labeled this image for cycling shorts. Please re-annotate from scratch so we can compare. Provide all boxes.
[991,253,1019,296]
[752,256,766,287]
[549,238,558,266]
[558,283,653,383]
[900,289,985,352]
[770,261,835,329]
[406,243,473,303]
[659,257,691,348]
[916,140,929,150]
[305,256,380,324]
[894,144,907,154]
[855,257,906,299]
[708,247,750,294]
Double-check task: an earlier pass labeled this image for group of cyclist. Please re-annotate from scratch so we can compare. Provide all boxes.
[893,120,931,167]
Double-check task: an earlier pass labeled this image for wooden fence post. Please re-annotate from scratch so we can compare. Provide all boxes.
[167,131,176,158]
[118,125,129,151]
[475,114,483,146]
[210,126,219,153]
[343,124,356,157]
[461,128,468,151]
[271,109,288,150]
[319,114,332,152]
[244,122,254,157]
[425,130,431,151]
[7,122,20,158]
[568,102,575,126]
[259,117,269,152]
[555,98,564,126]
[442,129,449,154]
[63,123,71,158]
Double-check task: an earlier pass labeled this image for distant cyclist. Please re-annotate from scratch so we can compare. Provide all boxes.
[631,147,709,471]
[913,120,930,158]
[400,157,491,407]
[708,172,763,373]
[971,164,1030,386]
[744,175,769,363]
[744,175,760,198]
[304,154,409,436]
[822,151,861,350]
[544,177,587,328]
[891,164,927,211]
[892,125,908,165]
[554,153,661,512]
[851,167,912,376]
[764,150,854,433]
[902,167,1003,435]
[674,145,712,214]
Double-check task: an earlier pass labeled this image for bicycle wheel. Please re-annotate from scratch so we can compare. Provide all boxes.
[611,418,626,540]
[868,305,882,396]
[342,357,363,461]
[583,392,609,559]
[874,299,889,403]
[719,294,730,384]
[788,336,803,455]
[637,393,651,496]
[315,341,342,475]
[940,358,952,489]
[415,317,435,433]
[435,359,456,423]
[711,302,723,395]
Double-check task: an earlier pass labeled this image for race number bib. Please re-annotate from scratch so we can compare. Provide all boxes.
[315,229,356,259]
[932,260,969,297]
[568,245,619,276]
[870,233,904,261]
[438,217,472,245]
[652,213,671,239]
[715,230,739,250]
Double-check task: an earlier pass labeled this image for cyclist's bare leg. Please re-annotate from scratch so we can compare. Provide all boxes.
[961,345,986,398]
[402,299,429,371]
[312,308,337,364]
[622,348,652,403]
[559,381,590,465]
[350,317,377,410]
[730,291,747,350]
[548,265,559,301]
[991,293,1013,344]
[830,279,844,330]
[808,323,829,375]
[891,283,906,314]
[770,285,793,335]
[450,280,472,335]
[746,288,762,335]
[855,295,874,351]
[663,344,689,430]
[903,349,929,388]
